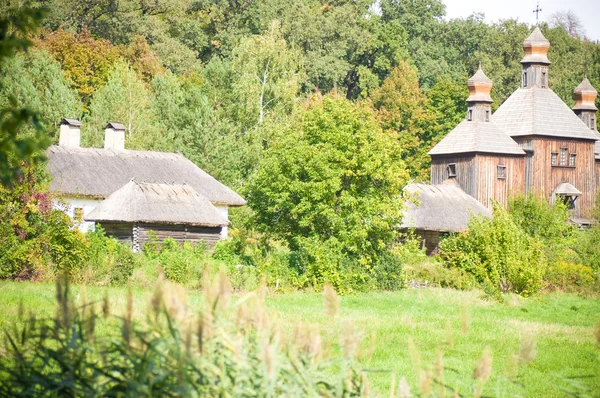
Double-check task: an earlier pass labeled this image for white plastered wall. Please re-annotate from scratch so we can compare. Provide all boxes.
[215,205,229,238]
[53,197,103,232]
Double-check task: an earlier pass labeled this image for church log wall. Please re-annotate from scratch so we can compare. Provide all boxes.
[530,137,596,219]
[430,155,477,198]
[474,155,526,208]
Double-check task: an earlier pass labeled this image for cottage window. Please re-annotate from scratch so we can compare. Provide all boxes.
[74,207,83,223]
[467,110,473,121]
[522,72,528,87]
[560,148,567,166]
[485,110,490,122]
[551,152,558,166]
[592,117,596,130]
[497,165,506,179]
[447,163,457,178]
[569,153,576,167]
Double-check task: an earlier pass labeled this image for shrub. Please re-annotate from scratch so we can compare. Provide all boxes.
[509,195,577,264]
[440,204,547,297]
[403,260,478,290]
[545,261,595,292]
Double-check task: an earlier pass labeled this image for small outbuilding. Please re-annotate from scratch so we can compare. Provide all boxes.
[86,181,229,251]
[401,182,492,255]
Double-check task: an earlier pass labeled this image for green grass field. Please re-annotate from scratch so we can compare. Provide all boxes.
[1,281,599,397]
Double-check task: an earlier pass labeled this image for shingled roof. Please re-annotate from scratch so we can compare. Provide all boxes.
[86,181,229,227]
[428,120,526,156]
[47,146,246,206]
[401,182,492,232]
[492,87,598,141]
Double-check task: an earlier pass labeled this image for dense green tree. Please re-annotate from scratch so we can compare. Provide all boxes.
[0,50,82,142]
[84,62,158,148]
[246,94,409,264]
[371,61,436,181]
[0,7,51,186]
[232,21,303,130]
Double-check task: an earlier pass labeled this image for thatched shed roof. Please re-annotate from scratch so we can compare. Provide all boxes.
[428,120,526,156]
[492,87,598,141]
[47,146,246,206]
[401,182,492,232]
[86,181,229,227]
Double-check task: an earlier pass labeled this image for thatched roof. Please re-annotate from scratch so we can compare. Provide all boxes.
[492,87,598,141]
[86,181,229,227]
[401,182,492,232]
[428,120,526,156]
[47,146,246,206]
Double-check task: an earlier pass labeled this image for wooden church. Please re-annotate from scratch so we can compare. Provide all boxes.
[406,27,599,253]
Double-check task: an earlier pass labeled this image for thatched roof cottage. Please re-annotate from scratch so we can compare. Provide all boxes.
[401,182,491,254]
[48,119,245,249]
[86,181,229,251]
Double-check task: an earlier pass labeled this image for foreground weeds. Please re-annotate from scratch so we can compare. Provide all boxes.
[0,273,365,397]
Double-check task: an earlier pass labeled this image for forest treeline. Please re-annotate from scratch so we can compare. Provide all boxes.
[2,1,600,296]
[2,0,599,187]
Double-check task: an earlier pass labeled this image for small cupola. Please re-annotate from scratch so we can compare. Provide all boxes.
[104,122,126,150]
[58,118,82,148]
[465,64,493,123]
[573,77,598,131]
[520,27,550,89]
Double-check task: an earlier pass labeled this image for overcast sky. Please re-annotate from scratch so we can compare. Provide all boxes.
[442,0,600,41]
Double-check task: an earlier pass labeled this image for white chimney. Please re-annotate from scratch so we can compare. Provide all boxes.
[104,122,126,150]
[58,118,82,147]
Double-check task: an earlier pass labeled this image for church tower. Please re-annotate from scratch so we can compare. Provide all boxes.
[520,27,550,89]
[573,77,598,131]
[466,64,493,123]
[429,65,525,208]
[493,28,598,223]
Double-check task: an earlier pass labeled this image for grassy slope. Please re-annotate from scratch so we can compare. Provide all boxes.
[0,282,598,397]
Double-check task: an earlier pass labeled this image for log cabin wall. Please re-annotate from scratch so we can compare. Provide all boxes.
[100,222,134,247]
[528,137,596,219]
[474,155,526,208]
[137,223,222,248]
[430,155,477,197]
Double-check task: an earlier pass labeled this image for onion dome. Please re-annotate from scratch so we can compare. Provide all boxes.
[521,27,550,65]
[466,64,493,103]
[573,77,598,111]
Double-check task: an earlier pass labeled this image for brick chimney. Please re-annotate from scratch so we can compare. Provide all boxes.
[58,118,82,147]
[104,122,126,150]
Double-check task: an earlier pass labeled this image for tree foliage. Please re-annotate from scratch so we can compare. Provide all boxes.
[0,7,51,186]
[246,94,409,267]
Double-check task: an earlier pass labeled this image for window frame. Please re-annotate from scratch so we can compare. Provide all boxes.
[467,109,473,121]
[560,147,567,166]
[497,165,506,179]
[447,163,457,178]
[74,207,84,224]
[551,152,558,166]
[569,153,576,167]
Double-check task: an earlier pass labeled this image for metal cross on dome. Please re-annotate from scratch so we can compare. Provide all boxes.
[533,1,542,25]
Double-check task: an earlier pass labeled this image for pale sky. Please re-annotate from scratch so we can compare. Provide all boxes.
[442,0,600,41]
